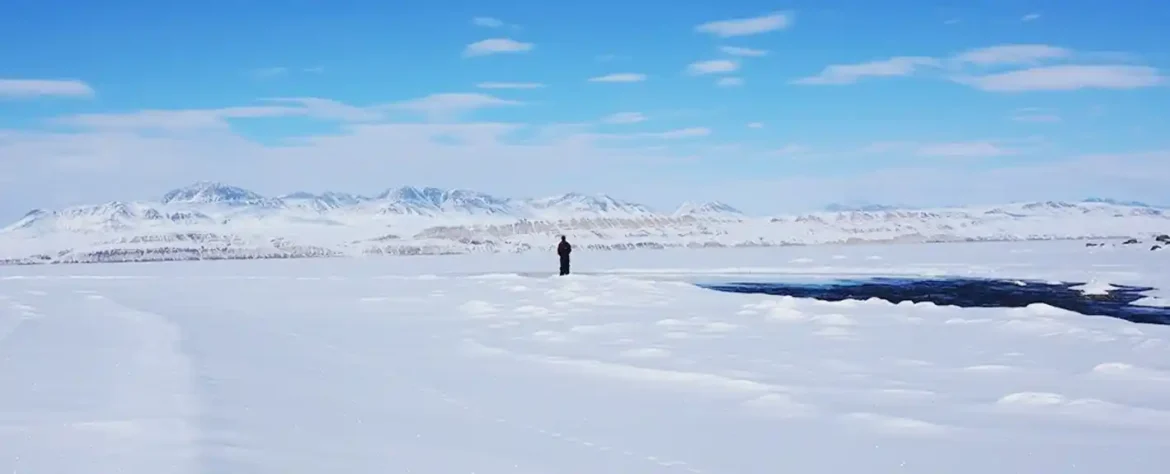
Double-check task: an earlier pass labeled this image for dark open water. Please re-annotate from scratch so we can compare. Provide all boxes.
[698,277,1170,326]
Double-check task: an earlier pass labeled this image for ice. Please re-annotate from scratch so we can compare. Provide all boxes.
[1071,280,1121,295]
[2,240,1170,473]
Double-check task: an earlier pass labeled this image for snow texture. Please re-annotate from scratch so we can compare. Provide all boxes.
[2,240,1169,473]
[1,181,1168,264]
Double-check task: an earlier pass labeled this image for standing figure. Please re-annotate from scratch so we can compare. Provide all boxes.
[557,235,572,276]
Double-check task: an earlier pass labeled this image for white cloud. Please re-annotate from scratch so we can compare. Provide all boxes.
[389,93,522,120]
[1021,13,1041,22]
[601,112,647,124]
[261,97,385,121]
[653,127,710,139]
[463,38,533,57]
[862,140,1017,158]
[792,57,939,85]
[774,144,809,155]
[955,65,1165,92]
[51,98,384,131]
[747,122,764,129]
[585,127,711,141]
[0,109,715,218]
[249,67,288,79]
[4,94,1168,219]
[717,77,744,87]
[1010,107,1061,123]
[795,44,1167,92]
[472,17,505,28]
[588,73,647,83]
[952,44,1071,66]
[695,12,792,37]
[698,150,1170,213]
[687,59,739,75]
[720,46,768,57]
[915,141,1014,157]
[0,79,95,99]
[303,66,325,74]
[476,82,546,89]
[53,106,304,131]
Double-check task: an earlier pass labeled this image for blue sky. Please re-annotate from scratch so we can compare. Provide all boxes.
[1,0,1169,219]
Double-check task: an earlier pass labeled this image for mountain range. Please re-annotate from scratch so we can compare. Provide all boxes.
[1,181,1167,265]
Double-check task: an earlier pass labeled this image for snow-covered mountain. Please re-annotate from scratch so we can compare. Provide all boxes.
[2,181,1167,265]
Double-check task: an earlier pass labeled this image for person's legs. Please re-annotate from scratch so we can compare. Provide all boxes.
[559,257,570,275]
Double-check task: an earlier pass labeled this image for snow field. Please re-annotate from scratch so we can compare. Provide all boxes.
[1,240,1169,473]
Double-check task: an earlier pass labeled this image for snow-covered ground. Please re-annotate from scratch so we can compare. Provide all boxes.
[2,240,1169,473]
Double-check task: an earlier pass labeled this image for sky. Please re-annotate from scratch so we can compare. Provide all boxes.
[1,0,1169,220]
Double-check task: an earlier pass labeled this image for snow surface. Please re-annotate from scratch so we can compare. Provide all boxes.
[2,240,1169,473]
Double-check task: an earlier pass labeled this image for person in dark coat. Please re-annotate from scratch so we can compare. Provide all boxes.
[557,235,572,276]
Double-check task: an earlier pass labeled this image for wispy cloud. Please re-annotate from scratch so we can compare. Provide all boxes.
[792,57,939,85]
[686,59,739,75]
[471,16,520,30]
[601,112,647,124]
[747,122,764,129]
[1010,107,1062,123]
[915,141,1014,157]
[475,82,546,89]
[472,17,505,28]
[612,127,711,139]
[695,12,792,37]
[952,44,1071,66]
[1021,13,1041,22]
[249,67,288,79]
[795,43,1168,92]
[773,144,809,155]
[47,93,523,131]
[52,106,302,131]
[463,38,533,57]
[863,140,1017,158]
[588,73,647,83]
[717,77,744,87]
[955,65,1165,92]
[389,93,522,120]
[720,46,768,57]
[0,78,94,99]
[50,98,383,131]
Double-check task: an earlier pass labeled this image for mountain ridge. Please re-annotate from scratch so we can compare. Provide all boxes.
[1,181,1167,265]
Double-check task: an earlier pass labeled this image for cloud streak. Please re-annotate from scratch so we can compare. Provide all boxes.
[463,38,533,57]
[695,12,792,37]
[792,57,939,85]
[476,82,546,89]
[0,79,95,99]
[793,43,1167,92]
[588,73,647,83]
[686,59,740,75]
[954,65,1166,92]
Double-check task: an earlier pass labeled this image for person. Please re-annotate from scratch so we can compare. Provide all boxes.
[557,235,572,276]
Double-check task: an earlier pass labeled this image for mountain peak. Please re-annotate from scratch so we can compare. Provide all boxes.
[528,192,652,215]
[823,203,901,212]
[161,181,266,205]
[1082,197,1160,208]
[674,201,742,216]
